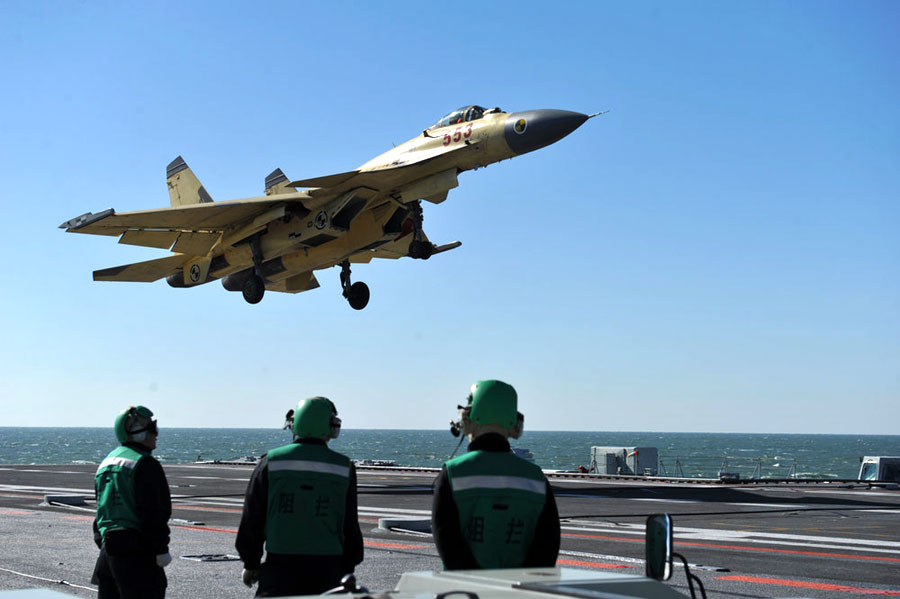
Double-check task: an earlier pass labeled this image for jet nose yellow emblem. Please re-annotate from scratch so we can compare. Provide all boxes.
[514,118,527,134]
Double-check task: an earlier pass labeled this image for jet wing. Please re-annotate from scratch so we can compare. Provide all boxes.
[288,141,479,208]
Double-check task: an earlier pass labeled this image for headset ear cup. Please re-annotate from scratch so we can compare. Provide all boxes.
[329,415,342,440]
[460,406,475,437]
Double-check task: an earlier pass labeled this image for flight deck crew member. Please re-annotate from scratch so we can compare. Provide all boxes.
[432,380,560,570]
[92,406,172,599]
[236,397,364,597]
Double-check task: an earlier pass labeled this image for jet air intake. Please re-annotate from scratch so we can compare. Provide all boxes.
[221,270,251,292]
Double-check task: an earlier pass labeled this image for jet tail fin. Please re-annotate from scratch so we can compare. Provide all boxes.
[166,156,213,207]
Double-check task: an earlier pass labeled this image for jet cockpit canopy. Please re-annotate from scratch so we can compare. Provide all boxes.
[429,105,500,130]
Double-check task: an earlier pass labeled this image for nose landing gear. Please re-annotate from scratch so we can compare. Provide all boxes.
[408,239,434,260]
[406,201,435,260]
[340,260,369,310]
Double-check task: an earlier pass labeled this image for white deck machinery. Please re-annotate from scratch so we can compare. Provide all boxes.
[590,446,659,476]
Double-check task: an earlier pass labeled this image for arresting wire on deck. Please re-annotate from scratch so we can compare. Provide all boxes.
[0,566,97,593]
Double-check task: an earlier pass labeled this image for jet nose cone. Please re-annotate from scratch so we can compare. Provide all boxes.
[504,109,589,156]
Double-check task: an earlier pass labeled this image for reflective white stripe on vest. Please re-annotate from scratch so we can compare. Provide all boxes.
[451,475,545,495]
[269,460,349,477]
[99,456,138,470]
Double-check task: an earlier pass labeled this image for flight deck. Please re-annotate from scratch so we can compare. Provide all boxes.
[1,463,898,598]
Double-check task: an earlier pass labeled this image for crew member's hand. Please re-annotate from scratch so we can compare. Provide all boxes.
[155,553,172,568]
[242,568,260,587]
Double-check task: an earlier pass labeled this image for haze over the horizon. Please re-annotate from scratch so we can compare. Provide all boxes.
[1,2,897,434]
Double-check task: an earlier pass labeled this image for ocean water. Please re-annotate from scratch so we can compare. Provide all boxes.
[1,428,898,480]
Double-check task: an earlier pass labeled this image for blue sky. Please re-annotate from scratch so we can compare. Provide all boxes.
[1,2,897,433]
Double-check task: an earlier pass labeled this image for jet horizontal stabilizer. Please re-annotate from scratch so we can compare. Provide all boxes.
[93,254,189,282]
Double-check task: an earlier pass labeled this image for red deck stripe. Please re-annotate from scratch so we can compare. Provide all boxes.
[557,559,631,569]
[676,540,900,563]
[175,505,243,514]
[564,532,644,543]
[173,524,238,534]
[716,575,900,595]
[364,540,428,550]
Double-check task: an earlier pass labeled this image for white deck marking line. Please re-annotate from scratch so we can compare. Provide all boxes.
[673,524,900,548]
[630,498,701,503]
[358,505,432,515]
[559,549,645,565]
[563,525,643,536]
[631,498,812,508]
[0,468,91,474]
[173,500,245,508]
[561,522,900,554]
[674,536,900,556]
[786,488,900,498]
[0,484,93,494]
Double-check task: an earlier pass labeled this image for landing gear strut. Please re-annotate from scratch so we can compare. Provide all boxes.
[407,201,434,260]
[340,260,369,310]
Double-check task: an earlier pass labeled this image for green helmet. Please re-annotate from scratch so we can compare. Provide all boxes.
[114,405,155,444]
[468,380,518,428]
[293,397,340,439]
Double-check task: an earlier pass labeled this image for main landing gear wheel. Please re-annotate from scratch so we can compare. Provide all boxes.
[339,260,370,310]
[347,282,370,310]
[242,274,265,304]
[408,239,433,260]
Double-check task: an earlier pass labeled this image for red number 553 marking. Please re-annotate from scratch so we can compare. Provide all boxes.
[443,124,473,146]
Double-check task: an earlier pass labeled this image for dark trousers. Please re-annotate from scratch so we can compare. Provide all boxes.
[255,554,343,597]
[92,545,167,599]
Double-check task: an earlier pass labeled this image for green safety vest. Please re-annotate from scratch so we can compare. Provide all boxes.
[446,449,548,568]
[265,443,351,555]
[95,445,149,541]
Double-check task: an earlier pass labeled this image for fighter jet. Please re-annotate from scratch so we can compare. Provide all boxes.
[60,105,596,309]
